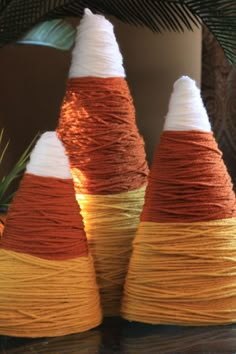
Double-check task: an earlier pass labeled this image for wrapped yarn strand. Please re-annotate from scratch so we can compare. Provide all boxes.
[0,251,100,337]
[1,175,88,259]
[164,76,211,132]
[123,220,236,326]
[58,78,148,195]
[77,187,146,315]
[69,8,125,78]
[141,131,236,223]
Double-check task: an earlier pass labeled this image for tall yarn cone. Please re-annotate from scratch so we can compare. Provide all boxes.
[122,76,236,326]
[0,132,102,337]
[57,9,149,316]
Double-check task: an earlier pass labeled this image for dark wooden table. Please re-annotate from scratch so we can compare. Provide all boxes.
[1,318,236,353]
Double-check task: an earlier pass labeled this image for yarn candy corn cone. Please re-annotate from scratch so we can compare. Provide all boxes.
[0,132,102,337]
[57,9,149,316]
[122,76,236,326]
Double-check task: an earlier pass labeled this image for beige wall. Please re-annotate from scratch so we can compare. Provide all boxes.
[0,21,201,176]
[114,20,202,164]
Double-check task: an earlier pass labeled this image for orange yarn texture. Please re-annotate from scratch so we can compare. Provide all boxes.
[0,214,6,238]
[57,77,149,195]
[1,174,88,260]
[141,131,236,223]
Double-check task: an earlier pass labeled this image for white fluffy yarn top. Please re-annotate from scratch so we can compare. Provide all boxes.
[164,76,211,132]
[26,132,72,179]
[69,8,125,78]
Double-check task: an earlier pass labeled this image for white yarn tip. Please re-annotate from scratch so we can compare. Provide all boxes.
[69,8,125,78]
[164,76,211,132]
[84,8,93,16]
[26,132,72,179]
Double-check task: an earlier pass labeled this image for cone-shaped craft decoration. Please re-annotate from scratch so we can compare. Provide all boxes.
[57,9,149,316]
[122,76,236,326]
[0,132,102,337]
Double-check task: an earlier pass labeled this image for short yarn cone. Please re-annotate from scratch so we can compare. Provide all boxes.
[0,132,102,337]
[57,9,149,316]
[122,76,236,326]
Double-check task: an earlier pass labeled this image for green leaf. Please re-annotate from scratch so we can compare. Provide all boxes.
[0,1,236,65]
[17,19,76,50]
[0,132,38,209]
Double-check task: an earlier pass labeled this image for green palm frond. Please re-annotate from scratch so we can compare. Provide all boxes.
[0,1,8,13]
[0,1,236,65]
[0,131,37,210]
[186,0,236,65]
[17,19,76,51]
[82,0,236,64]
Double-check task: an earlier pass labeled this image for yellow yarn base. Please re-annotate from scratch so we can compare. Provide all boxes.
[122,219,236,326]
[77,186,146,316]
[0,250,102,337]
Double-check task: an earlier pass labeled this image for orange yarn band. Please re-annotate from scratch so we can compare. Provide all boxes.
[1,174,88,260]
[77,186,146,316]
[141,131,236,223]
[57,77,149,195]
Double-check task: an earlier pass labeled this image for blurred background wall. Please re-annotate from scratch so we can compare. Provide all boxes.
[0,19,202,176]
[114,21,202,164]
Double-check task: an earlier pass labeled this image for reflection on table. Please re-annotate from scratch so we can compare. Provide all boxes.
[1,318,236,353]
[121,322,236,354]
[0,329,101,353]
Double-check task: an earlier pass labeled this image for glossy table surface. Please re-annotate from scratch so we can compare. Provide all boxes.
[1,318,236,353]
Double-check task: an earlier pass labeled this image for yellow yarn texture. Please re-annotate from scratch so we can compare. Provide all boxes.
[122,219,236,325]
[0,250,102,337]
[77,186,146,316]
